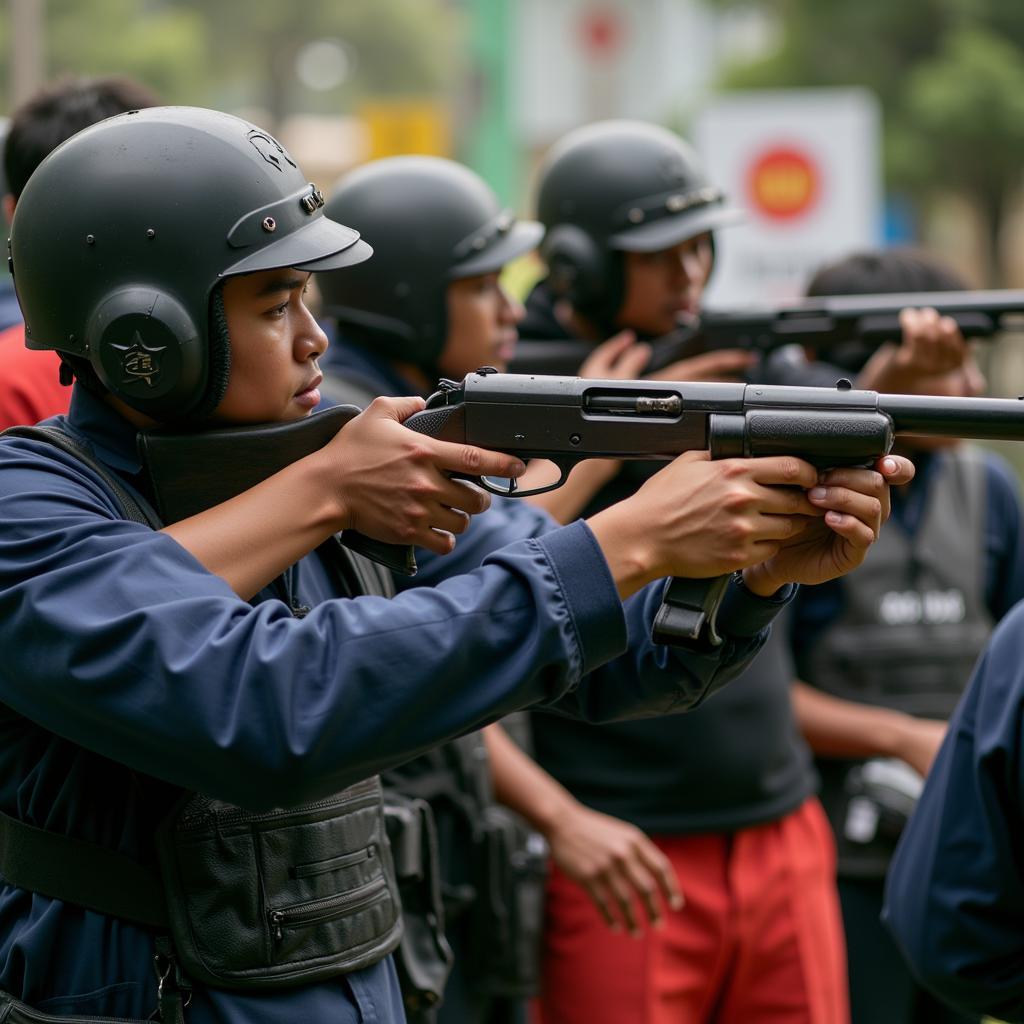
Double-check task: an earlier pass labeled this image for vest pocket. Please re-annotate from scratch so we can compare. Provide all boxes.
[156,778,403,989]
[269,875,390,950]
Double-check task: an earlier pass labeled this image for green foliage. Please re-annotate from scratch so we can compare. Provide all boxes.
[0,0,211,108]
[0,0,461,118]
[172,0,461,118]
[906,27,1024,195]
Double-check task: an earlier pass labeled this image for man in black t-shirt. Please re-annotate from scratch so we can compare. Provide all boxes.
[521,120,846,1024]
[520,122,970,1024]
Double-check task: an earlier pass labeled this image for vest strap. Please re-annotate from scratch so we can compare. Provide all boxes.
[0,810,168,929]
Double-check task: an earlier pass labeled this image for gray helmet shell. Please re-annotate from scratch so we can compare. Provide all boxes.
[536,120,742,325]
[319,155,541,371]
[10,106,371,419]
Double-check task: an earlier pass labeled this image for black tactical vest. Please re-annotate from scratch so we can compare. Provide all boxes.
[798,446,993,875]
[0,425,404,995]
[800,447,991,719]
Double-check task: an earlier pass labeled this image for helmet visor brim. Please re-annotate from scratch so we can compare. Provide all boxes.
[222,215,373,278]
[450,220,544,279]
[609,205,744,253]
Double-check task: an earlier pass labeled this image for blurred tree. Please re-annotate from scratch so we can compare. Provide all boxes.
[0,1,461,125]
[0,0,212,108]
[173,0,461,124]
[704,0,1024,282]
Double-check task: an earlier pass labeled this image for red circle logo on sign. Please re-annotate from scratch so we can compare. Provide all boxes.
[579,9,624,59]
[747,147,819,221]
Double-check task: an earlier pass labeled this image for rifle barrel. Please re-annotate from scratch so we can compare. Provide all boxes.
[881,393,1024,440]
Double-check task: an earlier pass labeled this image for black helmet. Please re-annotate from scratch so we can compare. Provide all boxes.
[9,106,372,419]
[319,155,542,371]
[536,120,742,327]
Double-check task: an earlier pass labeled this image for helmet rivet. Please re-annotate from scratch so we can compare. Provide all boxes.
[86,234,95,245]
[666,194,685,212]
[146,228,156,239]
[628,208,644,223]
[262,216,277,233]
[472,237,486,250]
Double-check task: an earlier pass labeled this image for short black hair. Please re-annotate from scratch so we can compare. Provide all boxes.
[805,248,972,372]
[4,75,161,200]
[805,248,970,298]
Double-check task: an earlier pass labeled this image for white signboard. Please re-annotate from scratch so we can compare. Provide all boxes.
[514,0,717,145]
[694,89,882,305]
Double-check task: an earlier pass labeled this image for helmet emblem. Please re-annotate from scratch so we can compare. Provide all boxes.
[247,129,298,172]
[111,331,166,387]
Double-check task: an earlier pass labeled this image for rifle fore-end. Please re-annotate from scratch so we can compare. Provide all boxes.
[138,405,417,576]
[405,371,1024,651]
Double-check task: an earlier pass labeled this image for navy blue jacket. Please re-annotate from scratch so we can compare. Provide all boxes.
[0,383,784,1021]
[883,602,1024,1022]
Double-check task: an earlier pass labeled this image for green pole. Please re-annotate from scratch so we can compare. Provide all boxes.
[463,0,520,207]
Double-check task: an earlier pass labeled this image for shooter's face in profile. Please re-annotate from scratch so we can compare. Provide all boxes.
[615,232,713,338]
[215,269,329,426]
[441,271,525,378]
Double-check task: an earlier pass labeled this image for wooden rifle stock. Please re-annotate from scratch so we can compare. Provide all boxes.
[137,405,417,576]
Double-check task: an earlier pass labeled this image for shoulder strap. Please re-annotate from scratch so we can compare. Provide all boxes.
[0,810,168,929]
[0,425,169,927]
[1,424,163,528]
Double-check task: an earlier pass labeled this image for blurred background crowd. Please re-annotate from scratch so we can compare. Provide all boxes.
[4,0,1022,458]
[3,0,1022,285]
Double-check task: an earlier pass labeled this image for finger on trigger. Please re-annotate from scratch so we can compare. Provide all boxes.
[434,439,526,480]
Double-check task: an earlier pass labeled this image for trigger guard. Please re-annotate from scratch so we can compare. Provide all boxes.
[477,459,576,498]
[477,475,518,497]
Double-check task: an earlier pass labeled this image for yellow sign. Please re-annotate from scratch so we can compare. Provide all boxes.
[359,101,451,160]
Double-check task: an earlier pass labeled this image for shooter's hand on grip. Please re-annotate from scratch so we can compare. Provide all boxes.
[586,453,817,599]
[742,454,914,597]
[586,451,914,602]
[319,395,526,556]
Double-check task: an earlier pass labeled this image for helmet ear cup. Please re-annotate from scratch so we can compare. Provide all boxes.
[540,224,607,309]
[87,288,205,418]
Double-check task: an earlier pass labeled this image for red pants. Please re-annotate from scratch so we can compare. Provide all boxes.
[536,799,848,1024]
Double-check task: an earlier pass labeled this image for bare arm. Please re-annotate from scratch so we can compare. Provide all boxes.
[791,680,947,777]
[485,722,682,935]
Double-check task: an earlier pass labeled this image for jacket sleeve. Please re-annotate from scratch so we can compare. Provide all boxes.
[883,605,1024,1022]
[406,497,792,724]
[0,440,628,812]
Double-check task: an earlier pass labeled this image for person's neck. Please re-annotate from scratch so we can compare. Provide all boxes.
[105,393,158,430]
